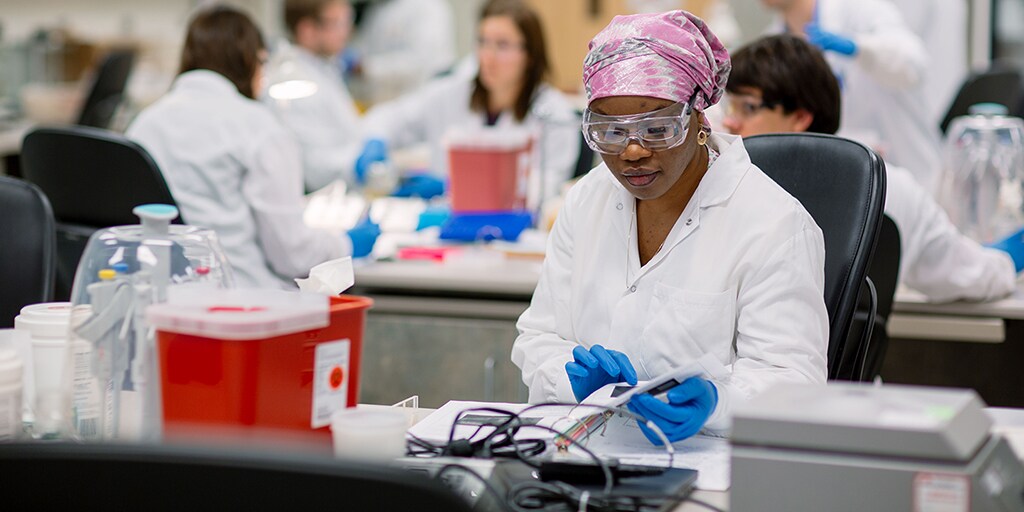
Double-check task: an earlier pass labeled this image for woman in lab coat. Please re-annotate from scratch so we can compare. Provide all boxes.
[127,6,375,289]
[721,34,1018,303]
[358,0,579,202]
[762,0,944,193]
[511,11,828,443]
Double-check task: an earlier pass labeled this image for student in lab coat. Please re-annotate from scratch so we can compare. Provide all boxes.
[721,34,1020,303]
[762,0,944,193]
[511,11,829,443]
[347,0,457,104]
[356,0,579,202]
[127,6,378,289]
[263,0,363,191]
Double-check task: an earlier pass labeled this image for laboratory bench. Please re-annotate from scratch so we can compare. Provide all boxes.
[351,258,1024,408]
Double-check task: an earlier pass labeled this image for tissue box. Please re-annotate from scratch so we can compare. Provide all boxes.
[147,290,373,444]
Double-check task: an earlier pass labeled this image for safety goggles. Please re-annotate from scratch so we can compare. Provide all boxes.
[582,101,693,155]
[722,93,777,120]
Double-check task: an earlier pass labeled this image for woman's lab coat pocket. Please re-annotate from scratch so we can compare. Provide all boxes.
[640,283,737,368]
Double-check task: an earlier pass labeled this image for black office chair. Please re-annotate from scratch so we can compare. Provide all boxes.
[0,176,56,327]
[76,49,136,129]
[744,133,886,380]
[940,67,1023,134]
[842,215,901,381]
[20,125,178,301]
[0,443,473,511]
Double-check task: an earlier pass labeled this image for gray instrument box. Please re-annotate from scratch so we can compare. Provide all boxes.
[731,383,1024,512]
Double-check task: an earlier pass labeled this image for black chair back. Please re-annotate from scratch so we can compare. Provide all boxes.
[20,125,177,300]
[844,215,902,381]
[0,176,56,327]
[76,49,136,129]
[940,68,1023,134]
[0,443,473,511]
[744,133,886,379]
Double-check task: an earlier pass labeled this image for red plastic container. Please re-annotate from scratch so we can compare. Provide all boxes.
[148,291,372,443]
[447,130,533,212]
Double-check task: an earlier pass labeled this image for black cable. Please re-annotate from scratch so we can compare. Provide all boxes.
[435,463,517,512]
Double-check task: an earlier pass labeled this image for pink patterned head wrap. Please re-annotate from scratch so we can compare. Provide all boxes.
[583,10,731,111]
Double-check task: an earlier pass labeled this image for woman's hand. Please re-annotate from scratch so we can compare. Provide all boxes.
[564,344,638,402]
[627,376,718,445]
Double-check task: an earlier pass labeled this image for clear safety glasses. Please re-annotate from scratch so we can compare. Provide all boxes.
[582,101,693,155]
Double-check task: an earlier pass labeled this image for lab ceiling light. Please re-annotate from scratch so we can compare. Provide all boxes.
[266,48,319,100]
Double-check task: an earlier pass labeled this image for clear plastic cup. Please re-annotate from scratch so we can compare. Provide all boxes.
[330,408,408,461]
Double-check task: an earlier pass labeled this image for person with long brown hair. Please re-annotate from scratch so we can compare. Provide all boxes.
[355,0,579,202]
[127,5,377,289]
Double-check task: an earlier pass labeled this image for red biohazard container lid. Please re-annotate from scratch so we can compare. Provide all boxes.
[146,288,329,340]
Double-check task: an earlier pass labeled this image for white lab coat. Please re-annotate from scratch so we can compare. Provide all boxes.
[263,43,363,192]
[350,0,456,104]
[885,163,1016,302]
[890,0,969,127]
[362,73,581,202]
[512,133,829,434]
[772,0,943,192]
[128,70,347,289]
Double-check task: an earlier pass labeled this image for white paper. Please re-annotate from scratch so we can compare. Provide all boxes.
[407,400,562,443]
[583,413,732,491]
[295,257,355,295]
[409,400,732,491]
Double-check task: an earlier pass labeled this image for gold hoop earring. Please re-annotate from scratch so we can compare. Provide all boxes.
[697,130,708,146]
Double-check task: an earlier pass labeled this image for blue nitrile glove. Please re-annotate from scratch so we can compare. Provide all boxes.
[564,344,638,403]
[988,226,1024,273]
[626,376,718,445]
[354,138,388,185]
[392,173,447,199]
[347,219,381,258]
[805,23,858,56]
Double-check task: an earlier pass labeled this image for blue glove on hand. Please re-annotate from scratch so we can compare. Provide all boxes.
[347,219,381,258]
[805,23,858,56]
[392,173,447,199]
[626,376,718,445]
[354,138,388,185]
[565,344,638,403]
[988,226,1024,273]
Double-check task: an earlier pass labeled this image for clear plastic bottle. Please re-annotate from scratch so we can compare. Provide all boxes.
[938,103,1024,244]
[65,204,234,442]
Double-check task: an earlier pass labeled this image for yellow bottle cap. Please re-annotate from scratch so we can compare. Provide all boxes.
[98,269,116,280]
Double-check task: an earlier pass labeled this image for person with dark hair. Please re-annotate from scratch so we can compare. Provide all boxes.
[512,12,828,444]
[127,5,378,289]
[761,0,943,194]
[355,0,579,202]
[724,35,1018,302]
[264,0,363,192]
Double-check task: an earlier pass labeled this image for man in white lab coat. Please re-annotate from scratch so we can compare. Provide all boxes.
[513,11,828,444]
[889,0,969,127]
[722,34,1021,303]
[763,0,944,193]
[264,0,363,191]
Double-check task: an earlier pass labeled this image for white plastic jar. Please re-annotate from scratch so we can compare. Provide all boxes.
[14,302,72,436]
[0,330,25,441]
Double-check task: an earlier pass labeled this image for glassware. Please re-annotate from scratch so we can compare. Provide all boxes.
[939,103,1024,243]
[65,204,233,442]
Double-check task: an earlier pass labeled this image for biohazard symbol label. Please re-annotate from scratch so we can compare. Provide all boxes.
[329,366,345,390]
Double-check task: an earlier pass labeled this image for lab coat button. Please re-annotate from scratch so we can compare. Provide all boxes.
[686,218,693,226]
[616,203,624,210]
[629,285,637,293]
